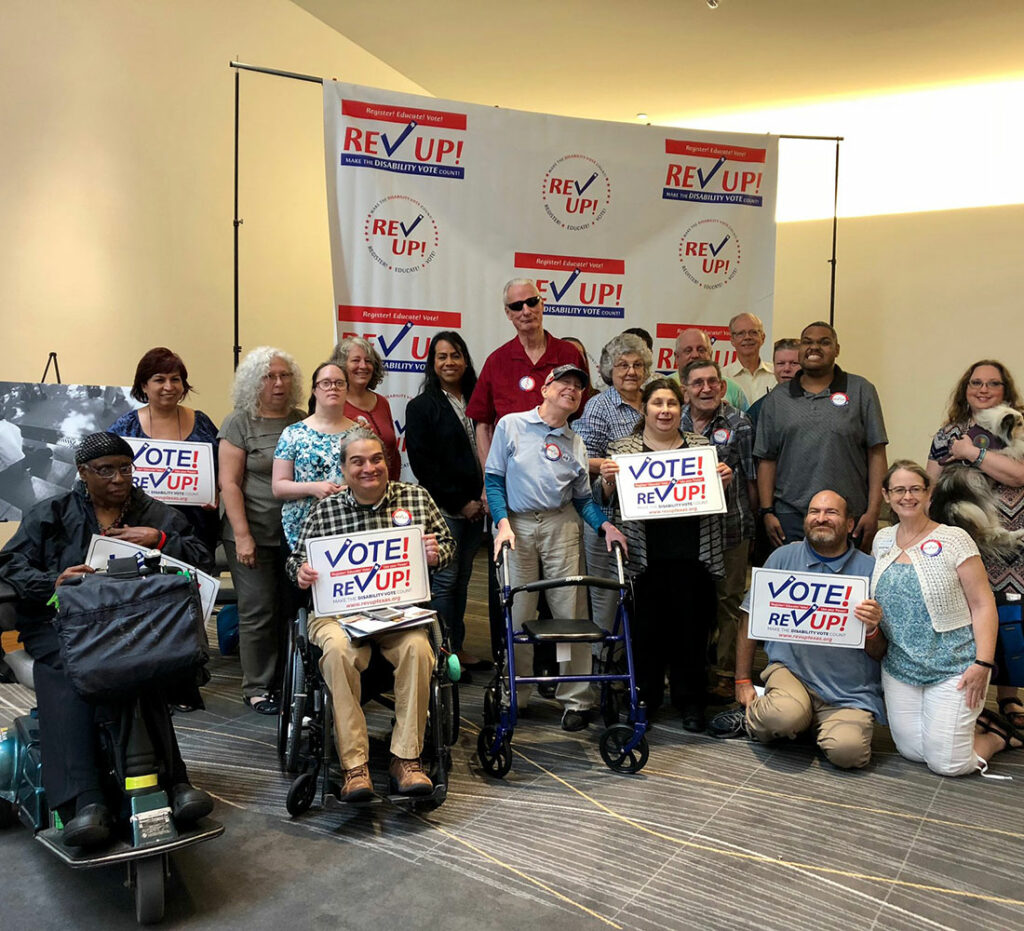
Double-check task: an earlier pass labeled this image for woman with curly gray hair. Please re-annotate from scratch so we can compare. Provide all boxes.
[218,347,305,714]
[331,336,400,480]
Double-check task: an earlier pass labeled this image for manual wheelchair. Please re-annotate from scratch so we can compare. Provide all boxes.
[277,607,459,815]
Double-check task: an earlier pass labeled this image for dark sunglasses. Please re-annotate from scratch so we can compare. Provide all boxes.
[506,296,542,312]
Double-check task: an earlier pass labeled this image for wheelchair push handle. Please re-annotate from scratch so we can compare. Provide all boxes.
[611,540,626,586]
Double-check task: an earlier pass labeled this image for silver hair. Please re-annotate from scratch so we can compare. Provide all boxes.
[729,312,764,333]
[338,425,386,464]
[502,277,538,307]
[231,347,302,418]
[598,333,653,386]
[330,337,386,390]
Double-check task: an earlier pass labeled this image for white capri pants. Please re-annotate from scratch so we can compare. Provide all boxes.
[881,667,986,777]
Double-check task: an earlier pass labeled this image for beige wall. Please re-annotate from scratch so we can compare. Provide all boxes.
[1,0,427,422]
[2,1,1021,461]
[775,205,1024,463]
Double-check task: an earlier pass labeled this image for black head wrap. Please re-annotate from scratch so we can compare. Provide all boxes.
[75,432,134,465]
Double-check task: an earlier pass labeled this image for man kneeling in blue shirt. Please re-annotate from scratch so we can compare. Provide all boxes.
[708,490,886,769]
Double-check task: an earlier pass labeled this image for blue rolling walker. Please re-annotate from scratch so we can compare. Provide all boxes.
[477,541,649,776]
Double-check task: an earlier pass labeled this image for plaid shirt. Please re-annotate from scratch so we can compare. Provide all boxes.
[681,402,755,547]
[575,386,644,460]
[286,481,455,583]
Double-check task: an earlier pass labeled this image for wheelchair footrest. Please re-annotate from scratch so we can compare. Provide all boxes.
[521,618,605,642]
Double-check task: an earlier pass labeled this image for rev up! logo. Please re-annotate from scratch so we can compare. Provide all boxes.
[340,99,467,180]
[663,139,766,207]
[514,252,625,319]
[654,323,736,374]
[678,219,741,290]
[541,155,611,230]
[364,195,439,273]
[339,305,462,375]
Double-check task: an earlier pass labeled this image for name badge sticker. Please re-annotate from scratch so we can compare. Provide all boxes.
[519,375,535,391]
[392,508,412,527]
[830,392,849,407]
[543,442,563,461]
[712,427,731,444]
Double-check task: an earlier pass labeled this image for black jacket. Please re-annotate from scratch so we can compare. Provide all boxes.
[405,390,483,515]
[0,484,212,633]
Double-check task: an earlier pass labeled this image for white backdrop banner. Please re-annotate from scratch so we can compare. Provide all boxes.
[323,83,778,478]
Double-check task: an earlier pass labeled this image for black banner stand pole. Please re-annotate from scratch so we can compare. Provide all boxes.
[40,352,61,384]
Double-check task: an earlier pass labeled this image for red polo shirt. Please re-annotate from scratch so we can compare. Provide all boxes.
[466,332,583,425]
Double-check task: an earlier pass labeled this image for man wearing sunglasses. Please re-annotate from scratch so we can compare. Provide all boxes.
[466,278,586,664]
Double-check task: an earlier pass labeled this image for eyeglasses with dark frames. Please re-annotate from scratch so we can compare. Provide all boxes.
[506,296,542,312]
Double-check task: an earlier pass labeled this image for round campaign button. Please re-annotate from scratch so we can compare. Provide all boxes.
[519,375,536,391]
[830,392,849,407]
[543,442,563,461]
[712,427,731,444]
[920,539,943,557]
[392,508,412,527]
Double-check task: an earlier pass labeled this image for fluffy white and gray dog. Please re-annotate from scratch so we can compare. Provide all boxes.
[929,404,1024,559]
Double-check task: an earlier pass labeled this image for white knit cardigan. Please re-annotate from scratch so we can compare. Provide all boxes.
[870,524,979,632]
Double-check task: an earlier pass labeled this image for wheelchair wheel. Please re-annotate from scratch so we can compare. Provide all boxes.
[132,854,165,925]
[277,638,294,760]
[0,798,15,829]
[598,724,649,774]
[283,655,308,775]
[286,771,317,817]
[476,725,512,778]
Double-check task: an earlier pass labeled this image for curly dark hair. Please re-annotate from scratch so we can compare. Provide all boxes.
[420,331,477,401]
[943,359,1023,426]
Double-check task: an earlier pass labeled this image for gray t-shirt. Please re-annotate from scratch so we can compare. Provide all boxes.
[753,365,887,519]
[219,408,303,546]
[741,539,885,720]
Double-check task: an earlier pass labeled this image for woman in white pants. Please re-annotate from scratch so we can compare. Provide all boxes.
[871,460,1018,775]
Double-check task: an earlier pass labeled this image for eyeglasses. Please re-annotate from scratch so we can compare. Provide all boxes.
[84,463,134,479]
[613,361,646,373]
[889,485,927,498]
[263,372,293,382]
[506,296,542,312]
[731,329,762,339]
[686,377,721,389]
[316,379,347,390]
[968,379,1004,390]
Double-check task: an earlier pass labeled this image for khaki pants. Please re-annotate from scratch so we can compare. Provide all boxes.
[308,615,434,769]
[712,540,748,679]
[746,662,875,769]
[508,507,592,710]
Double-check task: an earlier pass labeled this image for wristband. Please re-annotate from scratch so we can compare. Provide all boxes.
[156,530,167,550]
[865,627,880,640]
[734,678,753,685]
[758,506,776,517]
[974,447,987,467]
[974,658,996,670]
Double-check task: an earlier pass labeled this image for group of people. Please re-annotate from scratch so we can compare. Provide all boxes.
[3,278,1023,840]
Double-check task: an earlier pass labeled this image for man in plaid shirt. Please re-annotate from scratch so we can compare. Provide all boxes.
[288,427,454,802]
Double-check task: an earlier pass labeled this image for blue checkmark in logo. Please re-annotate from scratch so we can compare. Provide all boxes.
[574,172,599,196]
[708,235,730,256]
[549,269,581,302]
[378,321,414,357]
[381,120,418,157]
[400,214,423,238]
[697,156,726,189]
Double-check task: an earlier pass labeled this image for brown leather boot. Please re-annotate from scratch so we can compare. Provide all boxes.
[339,763,374,803]
[388,756,432,796]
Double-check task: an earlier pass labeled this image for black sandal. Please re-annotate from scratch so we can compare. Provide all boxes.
[977,708,1023,751]
[245,693,279,715]
[997,696,1024,729]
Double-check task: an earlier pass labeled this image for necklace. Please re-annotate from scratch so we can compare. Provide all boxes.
[643,429,682,451]
[896,522,933,550]
[145,404,182,440]
[95,498,131,534]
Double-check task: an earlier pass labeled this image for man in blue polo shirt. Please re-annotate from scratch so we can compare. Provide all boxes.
[485,363,628,730]
[708,490,886,769]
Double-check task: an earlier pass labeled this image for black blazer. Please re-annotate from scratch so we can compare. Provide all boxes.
[405,391,483,515]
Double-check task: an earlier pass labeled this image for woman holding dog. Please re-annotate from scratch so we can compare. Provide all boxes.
[927,361,1024,731]
[871,460,1018,775]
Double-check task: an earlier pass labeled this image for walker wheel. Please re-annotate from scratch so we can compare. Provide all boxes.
[132,854,166,925]
[286,771,317,817]
[599,724,649,774]
[477,725,512,778]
